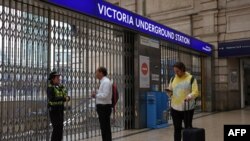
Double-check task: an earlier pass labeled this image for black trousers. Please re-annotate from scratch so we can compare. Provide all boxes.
[49,109,64,141]
[96,104,112,141]
[171,108,194,141]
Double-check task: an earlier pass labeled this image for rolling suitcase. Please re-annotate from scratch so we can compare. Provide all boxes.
[183,101,205,141]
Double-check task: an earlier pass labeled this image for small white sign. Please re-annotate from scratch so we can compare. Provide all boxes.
[151,74,159,81]
[140,36,160,49]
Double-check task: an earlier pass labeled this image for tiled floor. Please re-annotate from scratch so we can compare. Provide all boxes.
[81,107,250,141]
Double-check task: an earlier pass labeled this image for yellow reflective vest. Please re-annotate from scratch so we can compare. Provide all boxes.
[47,84,67,109]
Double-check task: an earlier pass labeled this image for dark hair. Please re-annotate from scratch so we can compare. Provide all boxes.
[97,67,108,76]
[173,62,186,72]
[48,71,60,81]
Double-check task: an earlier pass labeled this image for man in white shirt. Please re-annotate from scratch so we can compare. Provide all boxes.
[91,67,112,141]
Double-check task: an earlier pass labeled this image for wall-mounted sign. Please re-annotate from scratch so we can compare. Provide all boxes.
[219,40,250,57]
[140,56,150,88]
[151,74,160,81]
[43,0,212,55]
[140,36,160,49]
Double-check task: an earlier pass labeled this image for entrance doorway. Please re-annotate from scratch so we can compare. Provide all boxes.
[240,59,250,108]
[0,0,135,140]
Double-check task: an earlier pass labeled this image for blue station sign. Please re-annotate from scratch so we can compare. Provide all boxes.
[44,0,212,55]
[219,40,250,57]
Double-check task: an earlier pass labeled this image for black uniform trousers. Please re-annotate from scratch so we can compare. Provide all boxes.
[49,109,64,141]
[96,104,112,141]
[171,108,194,141]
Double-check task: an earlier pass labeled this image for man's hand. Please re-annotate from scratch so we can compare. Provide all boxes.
[91,91,96,98]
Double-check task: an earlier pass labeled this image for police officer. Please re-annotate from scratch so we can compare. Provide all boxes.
[47,71,70,141]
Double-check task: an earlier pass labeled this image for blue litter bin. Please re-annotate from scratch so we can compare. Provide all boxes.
[146,93,156,128]
[147,91,168,128]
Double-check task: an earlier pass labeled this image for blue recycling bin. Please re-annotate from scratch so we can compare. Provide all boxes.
[147,91,168,128]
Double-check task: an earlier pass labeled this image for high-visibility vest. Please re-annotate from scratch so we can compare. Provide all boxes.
[48,84,67,106]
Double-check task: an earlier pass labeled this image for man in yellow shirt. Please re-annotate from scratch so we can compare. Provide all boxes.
[167,62,199,141]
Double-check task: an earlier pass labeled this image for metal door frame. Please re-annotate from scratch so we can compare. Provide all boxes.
[0,0,135,140]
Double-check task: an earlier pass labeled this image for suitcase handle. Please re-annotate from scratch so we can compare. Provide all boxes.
[184,100,191,128]
[184,100,189,111]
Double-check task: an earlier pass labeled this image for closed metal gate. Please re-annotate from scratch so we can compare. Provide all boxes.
[160,41,203,121]
[0,0,134,140]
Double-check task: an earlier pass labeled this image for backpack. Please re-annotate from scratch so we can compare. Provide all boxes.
[112,82,119,108]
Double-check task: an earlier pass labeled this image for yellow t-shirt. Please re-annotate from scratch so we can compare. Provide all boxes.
[168,72,199,111]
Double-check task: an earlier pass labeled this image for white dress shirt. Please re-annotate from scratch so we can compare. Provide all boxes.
[96,76,112,105]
